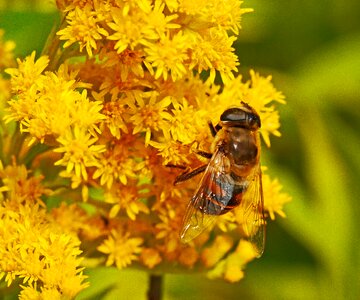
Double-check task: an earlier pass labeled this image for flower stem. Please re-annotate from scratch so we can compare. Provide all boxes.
[147,274,163,300]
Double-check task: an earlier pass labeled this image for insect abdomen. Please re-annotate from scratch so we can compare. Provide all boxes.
[200,174,247,215]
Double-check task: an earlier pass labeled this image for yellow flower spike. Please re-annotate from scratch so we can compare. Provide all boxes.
[5,53,101,143]
[1,0,292,297]
[0,200,88,297]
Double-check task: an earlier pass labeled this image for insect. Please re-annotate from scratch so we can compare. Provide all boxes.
[174,102,265,257]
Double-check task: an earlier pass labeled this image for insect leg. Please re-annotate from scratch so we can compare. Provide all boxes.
[195,150,212,159]
[174,164,207,185]
[208,121,218,137]
[165,164,187,170]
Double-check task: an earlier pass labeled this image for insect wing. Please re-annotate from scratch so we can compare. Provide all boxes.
[240,165,265,257]
[180,149,232,243]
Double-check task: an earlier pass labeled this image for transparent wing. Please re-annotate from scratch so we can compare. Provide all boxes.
[180,148,233,243]
[240,164,265,257]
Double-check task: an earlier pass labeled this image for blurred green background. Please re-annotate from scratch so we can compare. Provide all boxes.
[1,0,360,299]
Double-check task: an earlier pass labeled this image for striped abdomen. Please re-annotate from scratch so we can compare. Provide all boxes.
[198,171,248,215]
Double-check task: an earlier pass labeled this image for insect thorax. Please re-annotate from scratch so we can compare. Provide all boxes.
[221,127,259,175]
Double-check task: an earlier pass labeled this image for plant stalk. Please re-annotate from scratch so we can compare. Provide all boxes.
[147,274,163,300]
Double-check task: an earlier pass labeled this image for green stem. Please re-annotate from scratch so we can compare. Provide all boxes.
[147,274,163,300]
[42,13,67,71]
[11,127,26,163]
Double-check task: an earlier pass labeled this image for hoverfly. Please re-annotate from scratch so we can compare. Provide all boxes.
[174,102,265,257]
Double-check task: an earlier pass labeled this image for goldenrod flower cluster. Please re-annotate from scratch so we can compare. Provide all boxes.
[0,0,291,297]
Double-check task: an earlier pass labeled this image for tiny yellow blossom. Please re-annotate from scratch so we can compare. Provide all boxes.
[129,92,172,144]
[140,248,162,269]
[0,163,51,205]
[201,235,234,268]
[263,174,292,220]
[207,240,257,283]
[5,51,49,94]
[105,183,150,220]
[178,247,199,268]
[148,129,191,165]
[107,5,148,54]
[97,230,143,269]
[93,138,145,187]
[57,7,109,57]
[54,126,106,181]
[143,32,189,81]
[51,203,107,241]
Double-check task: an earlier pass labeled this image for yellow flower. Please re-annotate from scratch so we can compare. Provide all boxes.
[54,126,106,181]
[143,32,189,81]
[19,284,63,300]
[5,56,100,144]
[105,183,150,220]
[51,203,107,241]
[263,174,292,220]
[0,200,88,297]
[129,91,172,144]
[97,230,143,269]
[102,98,129,139]
[207,240,257,283]
[178,247,199,268]
[5,51,49,95]
[107,4,148,54]
[57,7,109,57]
[93,138,144,187]
[0,163,52,205]
[142,1,180,39]
[140,248,162,269]
[190,33,239,84]
[164,98,203,144]
[155,206,185,254]
[101,49,145,81]
[201,235,234,268]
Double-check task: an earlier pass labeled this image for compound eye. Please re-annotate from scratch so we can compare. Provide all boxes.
[220,108,245,122]
[248,114,261,129]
